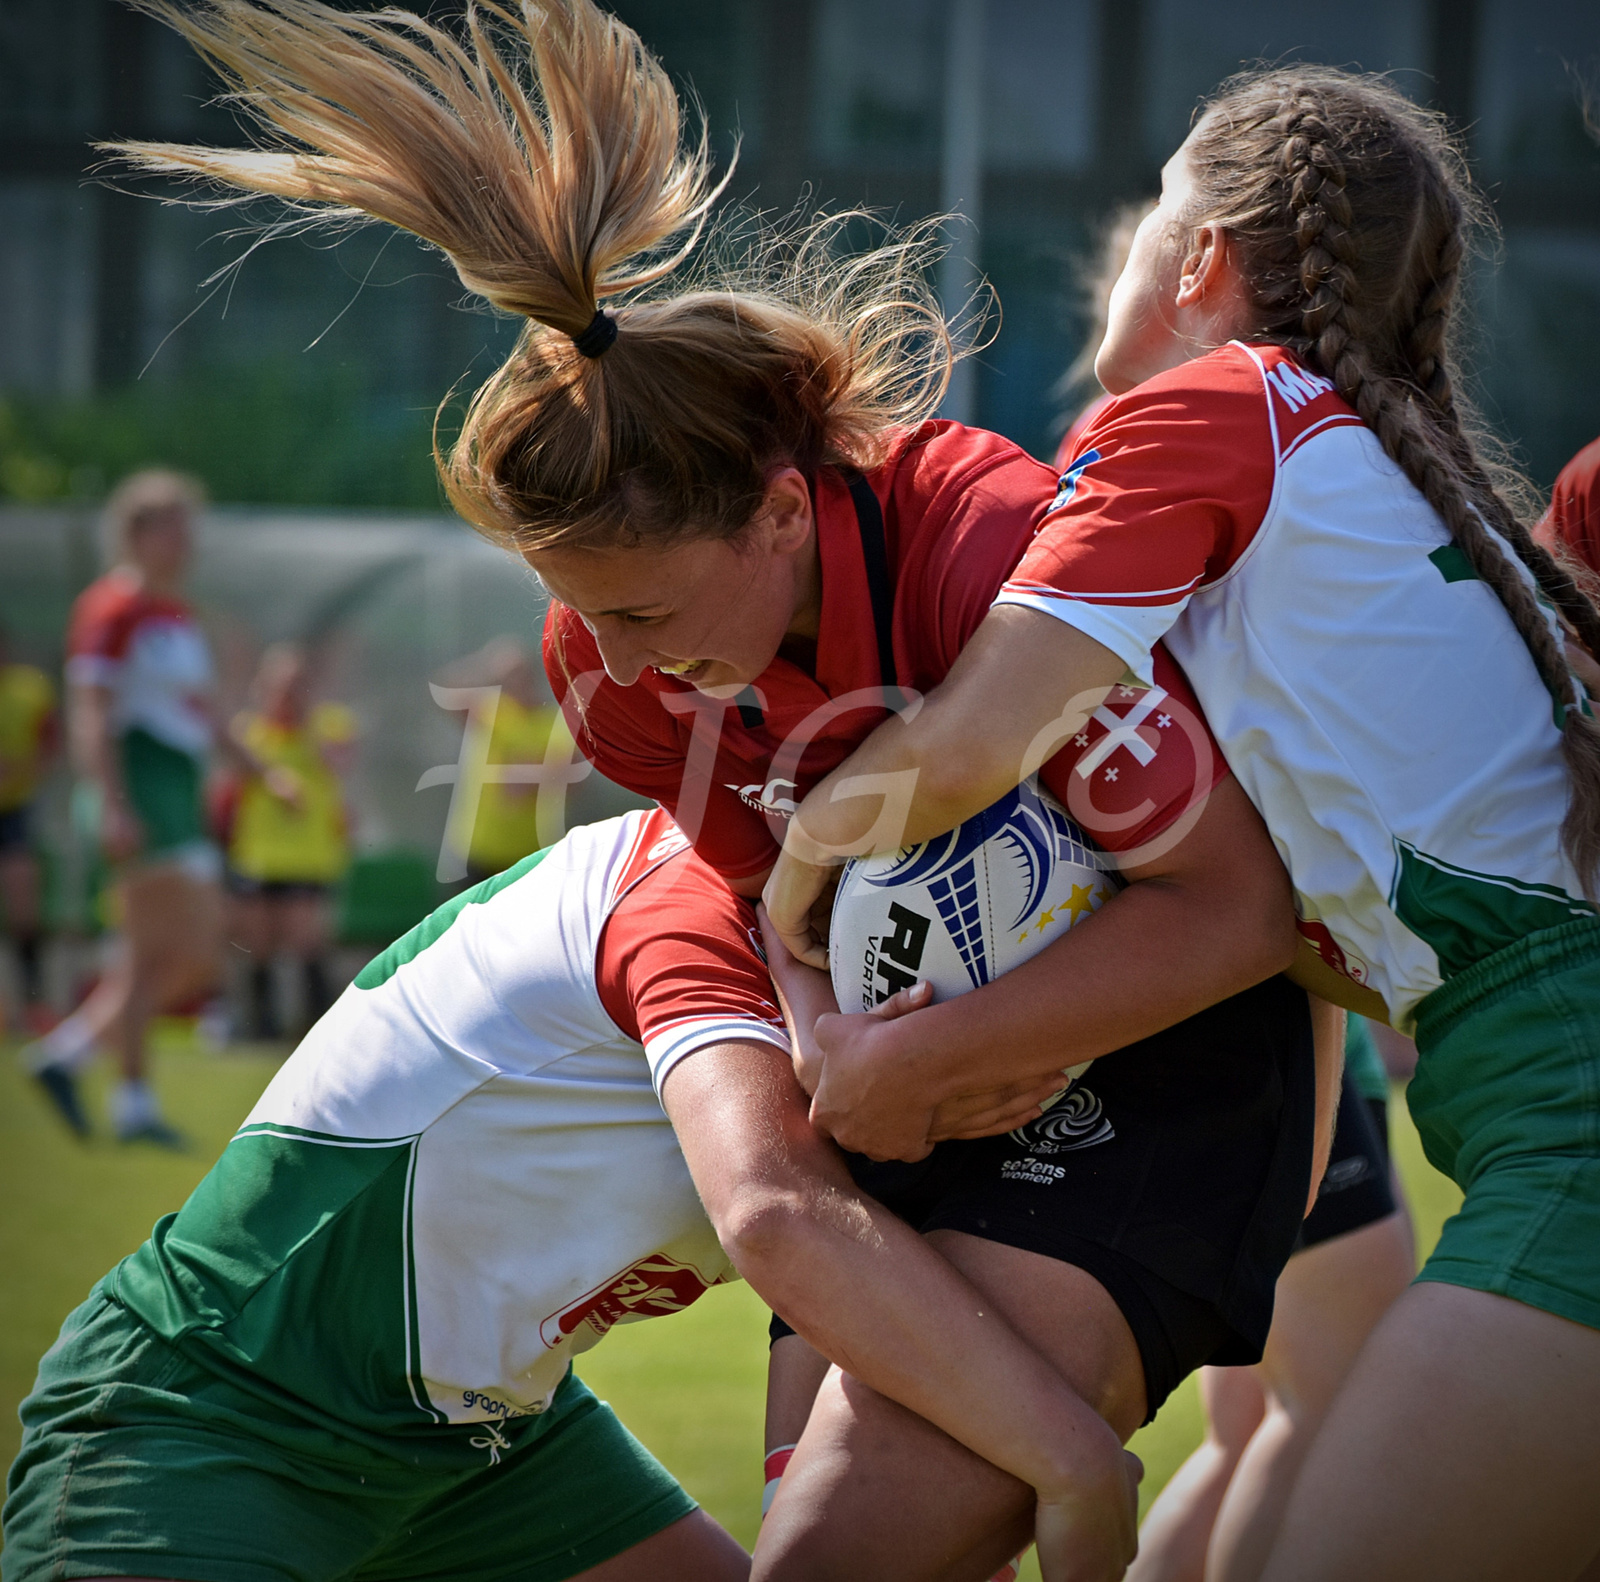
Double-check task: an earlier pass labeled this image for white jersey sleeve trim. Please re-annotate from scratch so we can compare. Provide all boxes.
[645,1015,792,1098]
[989,583,1172,687]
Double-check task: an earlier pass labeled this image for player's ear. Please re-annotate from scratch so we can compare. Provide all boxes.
[758,468,814,556]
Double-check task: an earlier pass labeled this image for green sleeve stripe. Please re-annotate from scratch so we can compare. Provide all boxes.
[235,1122,421,1148]
[399,1137,445,1423]
[354,846,554,991]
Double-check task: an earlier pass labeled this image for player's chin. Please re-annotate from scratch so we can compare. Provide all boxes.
[686,664,753,698]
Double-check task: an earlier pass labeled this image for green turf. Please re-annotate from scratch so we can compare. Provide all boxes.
[0,1033,1463,1570]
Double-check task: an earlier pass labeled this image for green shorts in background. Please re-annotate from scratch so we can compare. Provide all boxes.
[3,1289,696,1582]
[119,727,210,862]
[1343,1014,1390,1105]
[1410,917,1600,1332]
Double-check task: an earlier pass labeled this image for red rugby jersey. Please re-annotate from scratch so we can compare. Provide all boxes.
[545,421,1227,881]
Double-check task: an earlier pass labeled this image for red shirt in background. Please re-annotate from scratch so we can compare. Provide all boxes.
[545,421,1227,882]
[1537,436,1600,578]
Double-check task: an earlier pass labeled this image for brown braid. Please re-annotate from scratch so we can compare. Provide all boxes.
[1182,68,1600,894]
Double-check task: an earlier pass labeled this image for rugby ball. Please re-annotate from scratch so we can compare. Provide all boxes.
[829,777,1121,1053]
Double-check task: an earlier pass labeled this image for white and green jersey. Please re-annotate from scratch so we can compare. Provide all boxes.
[109,810,788,1433]
[997,343,1596,1030]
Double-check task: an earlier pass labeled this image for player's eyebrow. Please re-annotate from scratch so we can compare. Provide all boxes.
[592,602,672,618]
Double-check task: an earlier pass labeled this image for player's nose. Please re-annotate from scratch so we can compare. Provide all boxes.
[591,622,651,687]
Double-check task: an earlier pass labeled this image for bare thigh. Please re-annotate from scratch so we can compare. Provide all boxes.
[125,867,222,1004]
[572,1508,748,1581]
[275,892,331,956]
[1260,1281,1600,1582]
[754,1231,1147,1582]
[1251,1211,1414,1417]
[73,1510,749,1582]
[1206,1211,1414,1582]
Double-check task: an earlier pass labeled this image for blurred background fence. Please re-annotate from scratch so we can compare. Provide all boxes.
[2,0,1598,490]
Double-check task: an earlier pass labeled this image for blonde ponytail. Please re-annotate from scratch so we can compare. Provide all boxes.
[110,0,954,551]
[116,0,717,332]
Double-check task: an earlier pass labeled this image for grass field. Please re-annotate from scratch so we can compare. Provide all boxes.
[0,1030,1464,1574]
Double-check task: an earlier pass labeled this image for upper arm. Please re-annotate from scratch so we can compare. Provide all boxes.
[1118,772,1293,931]
[595,846,791,1093]
[658,1038,842,1228]
[885,604,1129,841]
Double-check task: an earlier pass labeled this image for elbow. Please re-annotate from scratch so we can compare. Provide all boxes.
[906,739,1011,833]
[713,1182,819,1289]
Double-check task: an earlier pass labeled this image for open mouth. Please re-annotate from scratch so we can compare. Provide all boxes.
[654,659,708,679]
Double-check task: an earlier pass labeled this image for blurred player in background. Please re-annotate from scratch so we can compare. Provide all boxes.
[219,642,355,1040]
[433,635,567,881]
[22,470,223,1146]
[0,622,59,1031]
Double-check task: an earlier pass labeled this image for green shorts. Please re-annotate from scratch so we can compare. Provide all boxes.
[3,1289,696,1582]
[1410,917,1600,1332]
[119,727,210,862]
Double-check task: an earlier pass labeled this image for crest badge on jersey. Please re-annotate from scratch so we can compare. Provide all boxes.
[1048,448,1101,514]
[540,1253,724,1347]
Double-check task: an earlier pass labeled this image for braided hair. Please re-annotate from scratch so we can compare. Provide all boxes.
[1183,67,1600,895]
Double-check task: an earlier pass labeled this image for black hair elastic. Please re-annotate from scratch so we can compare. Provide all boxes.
[572,308,618,359]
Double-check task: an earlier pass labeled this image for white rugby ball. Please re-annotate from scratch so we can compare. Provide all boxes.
[829,777,1121,1043]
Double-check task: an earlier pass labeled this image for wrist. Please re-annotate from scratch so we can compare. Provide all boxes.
[779,815,848,869]
[1027,1404,1127,1505]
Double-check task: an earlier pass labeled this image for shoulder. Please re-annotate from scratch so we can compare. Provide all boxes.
[67,574,193,658]
[1094,342,1359,449]
[595,814,785,1065]
[68,572,138,652]
[1554,435,1600,498]
[1549,436,1600,560]
[880,421,1058,521]
[876,423,1060,628]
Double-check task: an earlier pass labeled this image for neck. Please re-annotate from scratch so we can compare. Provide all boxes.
[124,563,181,599]
[783,522,824,644]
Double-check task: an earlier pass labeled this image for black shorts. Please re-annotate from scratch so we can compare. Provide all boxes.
[1295,1074,1396,1252]
[0,802,33,854]
[226,872,332,901]
[770,974,1315,1421]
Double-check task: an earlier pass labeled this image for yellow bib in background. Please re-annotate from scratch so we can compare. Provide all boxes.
[468,696,561,874]
[230,710,351,884]
[0,664,55,812]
